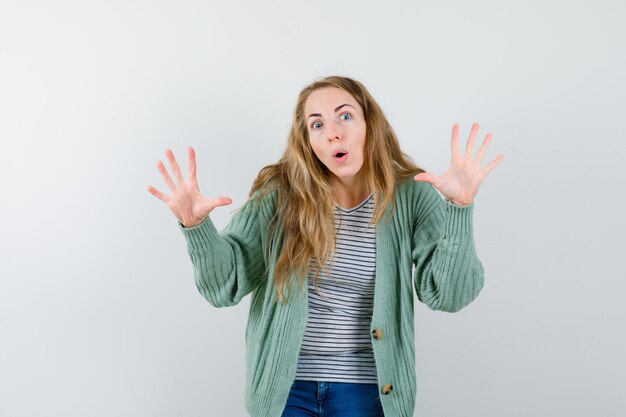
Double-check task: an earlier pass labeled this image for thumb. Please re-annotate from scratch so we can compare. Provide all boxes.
[414,172,434,183]
[211,197,233,208]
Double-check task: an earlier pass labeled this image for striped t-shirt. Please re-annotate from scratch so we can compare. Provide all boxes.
[294,192,378,384]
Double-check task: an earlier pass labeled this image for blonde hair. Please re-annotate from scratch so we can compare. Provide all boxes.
[247,75,425,303]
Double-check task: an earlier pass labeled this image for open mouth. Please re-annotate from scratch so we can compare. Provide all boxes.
[333,151,349,162]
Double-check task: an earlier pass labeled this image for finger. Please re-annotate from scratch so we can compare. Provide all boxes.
[188,147,198,186]
[481,154,504,176]
[157,160,177,192]
[451,124,461,161]
[475,133,492,163]
[147,185,170,203]
[166,149,185,185]
[465,122,479,158]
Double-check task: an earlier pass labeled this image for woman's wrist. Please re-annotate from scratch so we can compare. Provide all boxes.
[448,199,472,207]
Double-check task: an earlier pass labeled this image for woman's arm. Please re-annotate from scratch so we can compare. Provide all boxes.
[411,183,484,313]
[178,193,273,308]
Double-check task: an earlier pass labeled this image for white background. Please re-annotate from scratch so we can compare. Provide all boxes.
[1,1,625,416]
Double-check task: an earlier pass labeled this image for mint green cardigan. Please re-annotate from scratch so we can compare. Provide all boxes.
[178,178,484,417]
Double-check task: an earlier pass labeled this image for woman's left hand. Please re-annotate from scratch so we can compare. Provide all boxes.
[414,123,504,206]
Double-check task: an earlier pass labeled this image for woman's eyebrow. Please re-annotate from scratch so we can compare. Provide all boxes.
[307,103,355,120]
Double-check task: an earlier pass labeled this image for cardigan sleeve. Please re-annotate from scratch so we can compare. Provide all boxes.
[177,193,273,308]
[411,183,485,313]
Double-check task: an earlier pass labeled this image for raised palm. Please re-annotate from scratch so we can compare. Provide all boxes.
[414,123,504,206]
[147,147,232,227]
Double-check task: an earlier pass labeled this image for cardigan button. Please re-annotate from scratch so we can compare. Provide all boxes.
[372,328,383,340]
[381,384,393,395]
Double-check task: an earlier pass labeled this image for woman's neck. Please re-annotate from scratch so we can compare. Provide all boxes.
[331,176,370,210]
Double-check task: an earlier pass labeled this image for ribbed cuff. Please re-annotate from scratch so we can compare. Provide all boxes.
[177,216,220,251]
[443,199,474,238]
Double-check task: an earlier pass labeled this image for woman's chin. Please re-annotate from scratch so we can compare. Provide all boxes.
[330,169,364,184]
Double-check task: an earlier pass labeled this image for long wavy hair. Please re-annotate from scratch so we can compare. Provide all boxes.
[247,75,425,304]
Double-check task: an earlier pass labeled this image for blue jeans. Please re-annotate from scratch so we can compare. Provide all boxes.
[280,380,385,417]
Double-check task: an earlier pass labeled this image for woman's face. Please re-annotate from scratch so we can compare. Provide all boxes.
[304,87,367,186]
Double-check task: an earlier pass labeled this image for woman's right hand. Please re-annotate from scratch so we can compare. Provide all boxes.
[147,147,232,228]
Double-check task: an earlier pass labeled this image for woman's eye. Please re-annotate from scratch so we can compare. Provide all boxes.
[311,113,351,129]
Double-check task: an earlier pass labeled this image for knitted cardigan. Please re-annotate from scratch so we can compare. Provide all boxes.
[178,177,484,417]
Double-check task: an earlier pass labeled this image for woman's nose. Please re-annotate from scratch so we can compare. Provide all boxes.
[327,121,342,141]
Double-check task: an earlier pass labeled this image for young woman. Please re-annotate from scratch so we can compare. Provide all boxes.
[147,75,503,417]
